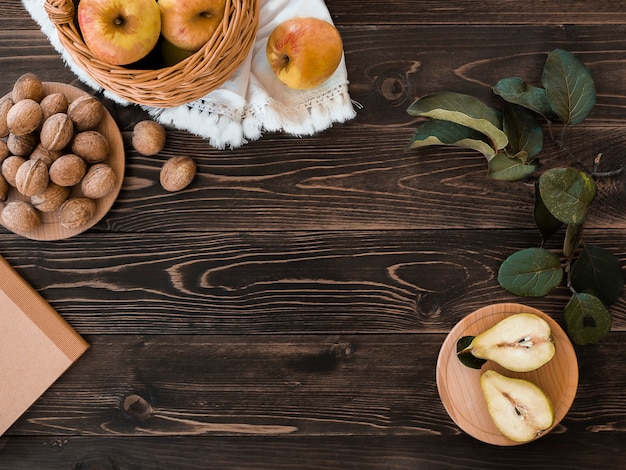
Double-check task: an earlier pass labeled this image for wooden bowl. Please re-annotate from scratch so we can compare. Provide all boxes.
[436,303,578,445]
[1,82,124,241]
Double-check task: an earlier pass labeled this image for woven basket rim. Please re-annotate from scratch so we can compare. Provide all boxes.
[45,0,260,108]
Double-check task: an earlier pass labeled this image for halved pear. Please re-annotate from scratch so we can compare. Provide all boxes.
[463,313,555,372]
[480,370,554,443]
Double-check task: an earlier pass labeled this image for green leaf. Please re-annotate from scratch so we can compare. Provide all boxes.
[534,182,563,244]
[406,119,497,159]
[502,104,544,162]
[542,49,596,125]
[456,336,487,369]
[488,152,538,181]
[563,293,612,345]
[538,168,597,224]
[571,246,625,306]
[498,247,564,297]
[407,92,508,151]
[493,77,555,119]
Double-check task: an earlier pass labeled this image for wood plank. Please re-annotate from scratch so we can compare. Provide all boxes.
[105,126,626,232]
[5,333,626,438]
[325,1,626,25]
[1,433,625,469]
[1,230,624,334]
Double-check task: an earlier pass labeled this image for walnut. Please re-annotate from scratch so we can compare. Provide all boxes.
[0,174,8,202]
[132,120,166,156]
[1,155,26,187]
[40,92,68,121]
[71,130,109,163]
[67,95,104,131]
[6,98,43,136]
[0,97,13,138]
[81,163,116,199]
[1,200,41,232]
[160,156,196,192]
[31,182,70,212]
[49,153,87,187]
[40,113,74,151]
[7,132,37,156]
[58,197,96,229]
[30,143,62,167]
[0,140,9,162]
[12,73,44,103]
[15,158,49,197]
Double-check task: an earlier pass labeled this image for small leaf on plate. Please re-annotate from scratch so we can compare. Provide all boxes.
[563,292,612,345]
[488,152,538,181]
[542,49,596,125]
[493,77,554,119]
[534,182,563,244]
[407,92,508,151]
[571,246,625,306]
[538,168,597,224]
[456,336,487,369]
[406,119,496,159]
[498,247,563,297]
[502,104,544,162]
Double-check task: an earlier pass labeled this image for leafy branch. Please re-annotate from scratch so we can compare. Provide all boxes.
[406,49,624,345]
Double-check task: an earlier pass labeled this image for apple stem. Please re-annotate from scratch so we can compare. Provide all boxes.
[114,15,125,26]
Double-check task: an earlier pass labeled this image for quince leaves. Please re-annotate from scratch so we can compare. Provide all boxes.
[406,49,624,345]
[406,49,595,181]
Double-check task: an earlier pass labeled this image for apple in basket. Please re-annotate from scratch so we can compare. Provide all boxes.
[160,39,195,67]
[159,0,227,53]
[77,0,161,66]
[266,17,343,90]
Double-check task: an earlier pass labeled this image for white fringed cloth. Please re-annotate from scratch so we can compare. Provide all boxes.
[22,0,357,149]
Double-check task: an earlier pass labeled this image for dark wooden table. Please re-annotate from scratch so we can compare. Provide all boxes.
[1,1,625,468]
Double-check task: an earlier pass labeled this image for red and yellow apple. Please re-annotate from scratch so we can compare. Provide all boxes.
[77,0,161,66]
[266,17,344,90]
[159,0,227,52]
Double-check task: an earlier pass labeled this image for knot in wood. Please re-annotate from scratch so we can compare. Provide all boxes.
[376,72,408,105]
[122,394,153,423]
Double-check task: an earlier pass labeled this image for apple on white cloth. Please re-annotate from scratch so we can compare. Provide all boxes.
[266,17,343,90]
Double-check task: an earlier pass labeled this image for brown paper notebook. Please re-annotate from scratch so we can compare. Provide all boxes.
[0,255,89,436]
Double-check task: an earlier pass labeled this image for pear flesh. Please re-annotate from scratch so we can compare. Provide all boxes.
[466,313,555,372]
[480,370,555,443]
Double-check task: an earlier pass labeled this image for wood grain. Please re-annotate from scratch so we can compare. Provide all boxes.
[0,230,623,335]
[7,333,626,439]
[1,1,625,468]
[325,1,626,25]
[0,433,624,469]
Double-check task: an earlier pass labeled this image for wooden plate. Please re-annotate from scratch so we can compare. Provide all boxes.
[1,83,124,240]
[436,303,578,446]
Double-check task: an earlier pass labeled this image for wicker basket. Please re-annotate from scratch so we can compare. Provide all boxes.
[44,0,259,108]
